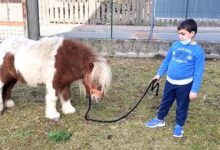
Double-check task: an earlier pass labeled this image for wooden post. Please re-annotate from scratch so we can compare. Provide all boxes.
[26,0,40,40]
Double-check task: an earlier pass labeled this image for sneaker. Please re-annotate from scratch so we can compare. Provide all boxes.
[173,124,184,137]
[145,117,165,128]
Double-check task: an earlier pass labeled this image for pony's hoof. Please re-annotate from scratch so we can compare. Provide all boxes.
[46,111,60,120]
[0,104,4,113]
[53,117,60,122]
[5,99,15,108]
[0,108,5,116]
[62,106,76,114]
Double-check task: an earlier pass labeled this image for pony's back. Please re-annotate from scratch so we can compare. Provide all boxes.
[13,36,63,86]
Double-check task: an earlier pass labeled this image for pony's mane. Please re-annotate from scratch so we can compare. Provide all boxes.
[91,57,112,94]
[78,56,112,97]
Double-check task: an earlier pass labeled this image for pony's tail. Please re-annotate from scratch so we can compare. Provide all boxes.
[0,38,21,65]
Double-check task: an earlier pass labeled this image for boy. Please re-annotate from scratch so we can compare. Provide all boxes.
[145,19,205,137]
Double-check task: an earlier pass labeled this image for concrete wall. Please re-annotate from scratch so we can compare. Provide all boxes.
[80,39,220,59]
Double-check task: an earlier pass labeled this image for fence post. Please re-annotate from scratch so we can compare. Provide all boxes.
[185,0,189,19]
[89,0,96,24]
[149,0,155,40]
[26,0,40,40]
[111,0,113,39]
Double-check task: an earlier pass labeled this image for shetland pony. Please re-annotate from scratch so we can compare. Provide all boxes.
[0,37,112,120]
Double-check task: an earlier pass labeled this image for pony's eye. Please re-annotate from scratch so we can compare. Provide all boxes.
[92,84,102,91]
[97,86,102,91]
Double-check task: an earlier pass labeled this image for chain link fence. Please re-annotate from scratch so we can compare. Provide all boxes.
[0,0,220,42]
[39,0,153,40]
[152,0,220,42]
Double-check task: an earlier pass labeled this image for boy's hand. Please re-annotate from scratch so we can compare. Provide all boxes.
[189,92,198,100]
[153,75,160,81]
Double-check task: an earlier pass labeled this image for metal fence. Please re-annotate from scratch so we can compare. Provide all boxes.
[39,0,153,40]
[155,0,220,19]
[39,0,152,25]
[0,0,220,42]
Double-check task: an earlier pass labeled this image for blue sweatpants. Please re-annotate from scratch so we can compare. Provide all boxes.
[157,80,192,126]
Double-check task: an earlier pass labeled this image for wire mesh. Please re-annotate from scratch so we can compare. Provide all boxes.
[0,0,26,41]
[38,0,220,42]
[0,0,220,42]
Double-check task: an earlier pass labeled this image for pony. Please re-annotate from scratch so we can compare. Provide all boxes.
[0,36,112,120]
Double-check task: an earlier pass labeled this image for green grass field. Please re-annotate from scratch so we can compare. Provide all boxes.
[0,58,219,150]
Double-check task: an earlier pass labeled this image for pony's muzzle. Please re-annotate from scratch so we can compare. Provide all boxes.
[90,89,104,103]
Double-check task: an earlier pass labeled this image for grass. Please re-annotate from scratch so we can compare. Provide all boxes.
[0,58,219,150]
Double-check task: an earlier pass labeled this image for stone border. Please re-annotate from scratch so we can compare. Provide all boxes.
[79,39,220,60]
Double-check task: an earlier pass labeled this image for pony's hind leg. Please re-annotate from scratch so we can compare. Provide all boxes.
[3,79,17,108]
[45,82,60,120]
[58,85,75,114]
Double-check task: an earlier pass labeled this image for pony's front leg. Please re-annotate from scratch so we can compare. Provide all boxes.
[58,86,76,115]
[45,83,60,120]
[0,81,4,114]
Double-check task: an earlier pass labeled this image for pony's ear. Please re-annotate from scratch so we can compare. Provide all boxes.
[88,63,94,72]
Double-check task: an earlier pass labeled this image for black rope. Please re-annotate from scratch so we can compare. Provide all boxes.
[85,79,159,123]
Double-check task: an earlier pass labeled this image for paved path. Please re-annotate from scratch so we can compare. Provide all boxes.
[40,24,220,42]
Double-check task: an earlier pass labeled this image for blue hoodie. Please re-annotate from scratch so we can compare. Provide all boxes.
[157,41,205,93]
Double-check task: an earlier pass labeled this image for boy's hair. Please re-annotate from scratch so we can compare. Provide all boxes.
[177,19,197,35]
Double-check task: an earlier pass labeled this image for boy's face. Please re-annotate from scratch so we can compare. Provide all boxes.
[178,29,195,41]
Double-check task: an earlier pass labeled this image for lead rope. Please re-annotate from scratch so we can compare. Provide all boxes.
[85,79,159,123]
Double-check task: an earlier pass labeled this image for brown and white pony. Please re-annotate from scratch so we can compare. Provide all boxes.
[0,36,112,120]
